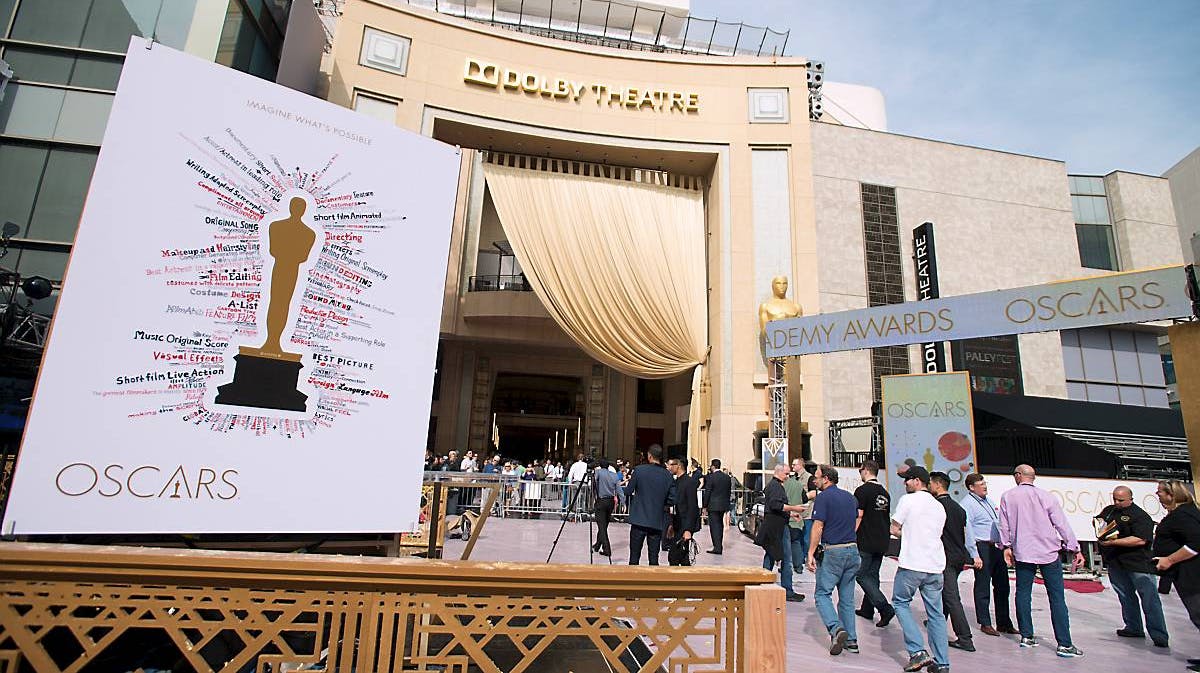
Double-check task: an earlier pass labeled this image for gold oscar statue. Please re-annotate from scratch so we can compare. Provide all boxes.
[215,197,316,412]
[759,275,803,334]
[759,275,805,452]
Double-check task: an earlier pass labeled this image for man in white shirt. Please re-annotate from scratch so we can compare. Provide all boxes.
[890,466,950,673]
[565,453,590,515]
[460,450,478,472]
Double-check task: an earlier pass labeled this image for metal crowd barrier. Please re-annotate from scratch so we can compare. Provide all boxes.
[423,472,602,520]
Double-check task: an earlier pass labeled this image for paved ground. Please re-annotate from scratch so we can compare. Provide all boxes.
[445,516,1200,672]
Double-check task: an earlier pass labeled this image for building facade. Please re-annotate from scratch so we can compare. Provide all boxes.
[321,0,1185,475]
[0,0,1187,479]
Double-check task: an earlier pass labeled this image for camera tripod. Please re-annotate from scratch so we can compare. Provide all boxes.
[546,466,613,565]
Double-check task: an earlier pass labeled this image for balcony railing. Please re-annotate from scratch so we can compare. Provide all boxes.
[469,273,532,292]
[403,0,791,57]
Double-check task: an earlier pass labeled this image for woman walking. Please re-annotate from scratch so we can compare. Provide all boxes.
[1152,480,1200,672]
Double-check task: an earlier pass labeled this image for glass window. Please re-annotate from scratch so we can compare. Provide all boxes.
[353,92,398,124]
[13,247,68,281]
[69,53,125,90]
[1085,382,1119,404]
[81,0,160,51]
[1117,386,1145,406]
[53,90,113,144]
[1110,329,1141,384]
[216,0,259,72]
[2,46,75,85]
[1076,223,1117,270]
[1060,330,1084,379]
[1146,387,1169,408]
[1065,381,1086,401]
[0,83,65,138]
[27,147,98,242]
[1068,175,1106,197]
[248,36,276,80]
[153,0,201,50]
[9,0,89,47]
[1079,328,1116,382]
[0,142,48,235]
[2,46,124,90]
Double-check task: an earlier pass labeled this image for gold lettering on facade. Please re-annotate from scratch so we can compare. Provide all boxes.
[463,58,701,113]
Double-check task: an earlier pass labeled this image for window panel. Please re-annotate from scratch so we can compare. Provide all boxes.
[1137,332,1166,386]
[1110,329,1141,384]
[80,0,159,51]
[0,0,17,37]
[1076,223,1116,270]
[1117,386,1145,406]
[1085,383,1119,404]
[0,143,49,236]
[1145,388,1169,408]
[152,0,199,50]
[27,147,98,242]
[69,54,125,89]
[0,83,65,139]
[1079,328,1116,382]
[53,90,113,143]
[14,248,68,281]
[10,0,89,47]
[1060,330,1084,379]
[2,46,75,85]
[1065,381,1087,401]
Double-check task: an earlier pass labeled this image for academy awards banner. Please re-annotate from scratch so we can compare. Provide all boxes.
[2,39,460,534]
[881,372,978,508]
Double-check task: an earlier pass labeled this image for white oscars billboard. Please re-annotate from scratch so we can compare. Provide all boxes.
[2,39,459,534]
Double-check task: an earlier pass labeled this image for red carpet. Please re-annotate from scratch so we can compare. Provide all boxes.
[1034,578,1105,593]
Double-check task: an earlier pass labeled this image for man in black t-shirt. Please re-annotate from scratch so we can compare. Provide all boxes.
[1097,485,1169,647]
[853,460,895,626]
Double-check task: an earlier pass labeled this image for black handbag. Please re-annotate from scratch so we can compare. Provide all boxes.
[669,537,698,566]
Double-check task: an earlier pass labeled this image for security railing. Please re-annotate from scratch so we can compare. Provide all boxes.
[402,0,790,57]
[424,471,610,520]
[0,541,784,672]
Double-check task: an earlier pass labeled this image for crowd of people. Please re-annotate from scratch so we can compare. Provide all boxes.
[427,444,1200,672]
[745,457,1200,672]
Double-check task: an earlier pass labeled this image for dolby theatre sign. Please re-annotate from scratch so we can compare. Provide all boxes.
[464,58,700,112]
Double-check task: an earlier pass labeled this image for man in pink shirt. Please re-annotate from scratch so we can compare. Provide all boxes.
[998,464,1085,658]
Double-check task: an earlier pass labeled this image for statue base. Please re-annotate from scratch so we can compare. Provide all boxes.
[215,350,307,412]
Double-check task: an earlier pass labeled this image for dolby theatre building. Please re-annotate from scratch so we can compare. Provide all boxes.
[320,0,1186,478]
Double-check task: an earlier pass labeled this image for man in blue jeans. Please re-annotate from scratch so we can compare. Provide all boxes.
[999,464,1085,658]
[1097,485,1169,647]
[890,466,950,673]
[806,465,862,655]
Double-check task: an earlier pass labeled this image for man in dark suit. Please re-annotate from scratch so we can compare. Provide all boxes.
[624,444,673,565]
[666,457,702,565]
[703,458,732,554]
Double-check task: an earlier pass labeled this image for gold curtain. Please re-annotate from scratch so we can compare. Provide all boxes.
[482,161,709,457]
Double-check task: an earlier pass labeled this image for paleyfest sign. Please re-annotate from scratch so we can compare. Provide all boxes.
[881,373,977,507]
[2,40,460,534]
[765,266,1190,358]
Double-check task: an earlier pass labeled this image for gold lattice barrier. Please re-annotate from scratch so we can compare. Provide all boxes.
[0,543,784,672]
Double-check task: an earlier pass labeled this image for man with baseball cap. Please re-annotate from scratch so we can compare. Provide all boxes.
[891,465,950,673]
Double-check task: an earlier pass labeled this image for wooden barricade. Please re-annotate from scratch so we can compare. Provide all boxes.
[0,542,783,672]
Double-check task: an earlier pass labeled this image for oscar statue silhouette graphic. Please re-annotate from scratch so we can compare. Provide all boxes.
[215,196,317,412]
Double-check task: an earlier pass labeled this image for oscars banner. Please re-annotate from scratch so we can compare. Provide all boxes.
[2,39,460,534]
[984,475,1166,543]
[881,372,977,508]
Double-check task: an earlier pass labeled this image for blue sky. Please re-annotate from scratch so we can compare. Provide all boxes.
[692,0,1200,176]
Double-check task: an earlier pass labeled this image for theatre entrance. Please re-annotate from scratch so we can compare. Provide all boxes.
[491,373,584,464]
